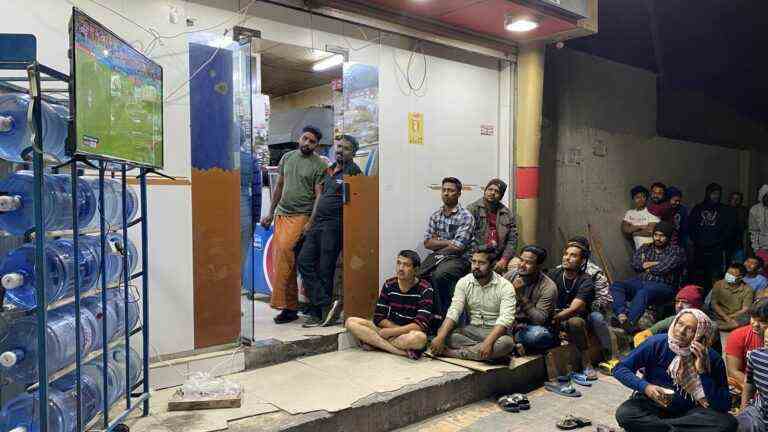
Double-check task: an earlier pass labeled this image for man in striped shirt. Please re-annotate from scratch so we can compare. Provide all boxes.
[738,320,768,432]
[345,250,434,359]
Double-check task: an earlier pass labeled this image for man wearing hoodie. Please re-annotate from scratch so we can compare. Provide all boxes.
[689,183,735,291]
[749,184,768,273]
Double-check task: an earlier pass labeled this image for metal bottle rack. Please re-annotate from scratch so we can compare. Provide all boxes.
[0,61,153,431]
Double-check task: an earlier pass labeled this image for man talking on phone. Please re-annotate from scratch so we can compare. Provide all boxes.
[613,309,737,432]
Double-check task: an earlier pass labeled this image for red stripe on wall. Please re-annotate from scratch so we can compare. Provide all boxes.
[516,167,540,199]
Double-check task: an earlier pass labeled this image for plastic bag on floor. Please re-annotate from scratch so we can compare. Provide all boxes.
[181,372,240,399]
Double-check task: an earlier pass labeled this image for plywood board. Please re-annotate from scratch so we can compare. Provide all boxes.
[343,175,380,319]
[167,388,243,411]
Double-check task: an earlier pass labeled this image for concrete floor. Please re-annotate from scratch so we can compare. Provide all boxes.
[241,294,344,343]
[398,375,631,432]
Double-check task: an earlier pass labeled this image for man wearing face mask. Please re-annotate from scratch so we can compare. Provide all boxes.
[467,179,518,274]
[298,135,362,327]
[711,262,754,331]
[614,309,737,432]
[690,183,736,291]
[429,246,516,362]
[261,126,329,324]
[725,298,768,396]
[749,185,768,273]
[421,177,475,319]
[611,221,687,331]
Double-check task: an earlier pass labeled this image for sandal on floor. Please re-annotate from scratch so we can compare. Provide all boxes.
[497,395,519,413]
[583,366,599,381]
[556,415,592,430]
[598,359,620,375]
[510,393,530,410]
[570,373,592,387]
[544,382,582,398]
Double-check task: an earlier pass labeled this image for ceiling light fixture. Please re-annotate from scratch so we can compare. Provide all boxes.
[312,54,344,72]
[504,13,540,32]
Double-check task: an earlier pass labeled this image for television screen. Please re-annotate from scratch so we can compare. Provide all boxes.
[70,8,163,168]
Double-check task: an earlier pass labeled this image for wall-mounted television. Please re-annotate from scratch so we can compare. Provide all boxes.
[69,8,164,168]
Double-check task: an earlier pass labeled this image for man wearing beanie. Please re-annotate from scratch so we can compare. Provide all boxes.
[622,185,660,250]
[467,178,518,273]
[633,284,704,347]
[611,221,687,331]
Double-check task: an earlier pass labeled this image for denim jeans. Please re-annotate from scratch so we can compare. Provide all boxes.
[588,311,612,353]
[611,277,676,325]
[515,324,556,351]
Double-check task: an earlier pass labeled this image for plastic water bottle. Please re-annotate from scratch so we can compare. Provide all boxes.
[0,305,99,384]
[0,236,102,310]
[1,388,78,432]
[0,171,97,235]
[83,178,138,229]
[104,233,139,285]
[0,93,69,163]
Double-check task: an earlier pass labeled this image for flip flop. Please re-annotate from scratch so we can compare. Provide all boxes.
[510,393,530,410]
[598,359,620,375]
[556,415,592,430]
[544,382,582,398]
[497,395,519,413]
[583,366,599,381]
[570,373,592,387]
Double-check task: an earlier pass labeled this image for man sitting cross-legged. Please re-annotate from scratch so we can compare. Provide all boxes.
[345,250,433,359]
[429,246,517,362]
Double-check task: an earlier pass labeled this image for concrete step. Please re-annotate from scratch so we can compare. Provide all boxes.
[125,347,548,432]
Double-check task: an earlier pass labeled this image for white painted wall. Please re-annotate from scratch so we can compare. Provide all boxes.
[2,0,511,354]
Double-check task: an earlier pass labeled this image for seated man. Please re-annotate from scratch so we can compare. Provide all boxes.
[614,309,737,432]
[712,262,754,331]
[429,246,516,362]
[633,284,704,347]
[421,177,475,319]
[345,250,433,359]
[466,178,518,274]
[504,245,558,352]
[736,320,768,432]
[725,298,768,394]
[744,256,768,295]
[611,221,686,330]
[549,237,607,380]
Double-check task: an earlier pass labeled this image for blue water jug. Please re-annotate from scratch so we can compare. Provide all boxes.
[0,93,69,163]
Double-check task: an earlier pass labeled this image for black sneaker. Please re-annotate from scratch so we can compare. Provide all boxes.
[273,310,298,324]
[302,314,323,328]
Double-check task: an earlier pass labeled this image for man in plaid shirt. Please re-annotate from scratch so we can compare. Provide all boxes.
[421,177,475,319]
[611,221,686,331]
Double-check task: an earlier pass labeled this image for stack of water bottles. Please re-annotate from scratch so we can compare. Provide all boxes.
[0,91,145,431]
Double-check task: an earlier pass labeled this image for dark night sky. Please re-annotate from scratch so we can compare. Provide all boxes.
[566,0,768,124]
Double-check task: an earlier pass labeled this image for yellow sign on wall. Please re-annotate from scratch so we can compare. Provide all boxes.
[408,112,424,145]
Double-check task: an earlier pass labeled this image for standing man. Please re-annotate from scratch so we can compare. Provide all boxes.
[749,184,768,272]
[549,237,607,380]
[261,126,328,324]
[345,250,433,359]
[429,246,516,362]
[613,309,737,432]
[648,182,674,222]
[728,191,748,264]
[690,183,735,291]
[669,186,689,246]
[504,245,558,352]
[611,221,687,330]
[298,135,362,327]
[467,179,518,273]
[622,185,660,250]
[421,177,475,319]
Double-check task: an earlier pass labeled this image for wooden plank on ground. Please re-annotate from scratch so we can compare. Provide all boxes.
[167,387,243,411]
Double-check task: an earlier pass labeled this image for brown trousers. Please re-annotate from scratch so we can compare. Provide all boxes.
[270,214,309,310]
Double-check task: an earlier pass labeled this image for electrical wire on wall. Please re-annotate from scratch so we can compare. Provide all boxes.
[393,40,429,97]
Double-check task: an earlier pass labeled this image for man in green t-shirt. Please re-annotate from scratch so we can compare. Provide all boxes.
[261,126,328,324]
